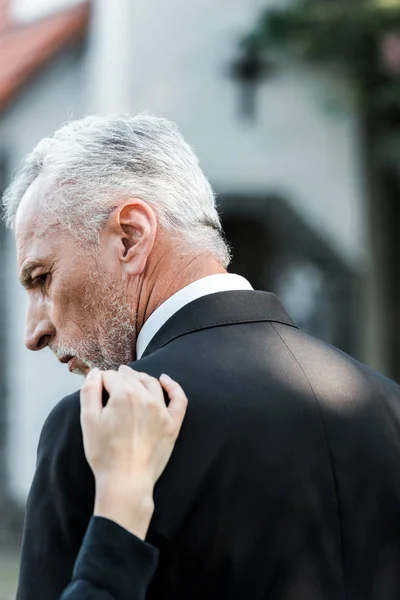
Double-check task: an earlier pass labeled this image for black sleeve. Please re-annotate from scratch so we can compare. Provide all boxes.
[60,517,159,600]
[17,392,96,600]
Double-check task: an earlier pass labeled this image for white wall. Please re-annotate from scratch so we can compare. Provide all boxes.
[89,0,366,269]
[1,50,86,503]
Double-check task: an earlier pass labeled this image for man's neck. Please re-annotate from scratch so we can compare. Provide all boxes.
[135,253,226,337]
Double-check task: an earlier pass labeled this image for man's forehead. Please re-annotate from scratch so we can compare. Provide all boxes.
[15,176,56,261]
[15,175,45,235]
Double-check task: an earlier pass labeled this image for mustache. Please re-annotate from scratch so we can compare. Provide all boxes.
[49,343,79,361]
[48,342,97,371]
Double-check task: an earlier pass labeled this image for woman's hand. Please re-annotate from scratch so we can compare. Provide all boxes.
[80,366,188,539]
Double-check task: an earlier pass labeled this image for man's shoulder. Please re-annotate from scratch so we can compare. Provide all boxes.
[38,389,81,455]
[272,322,400,404]
[41,353,180,448]
[40,353,179,448]
[36,387,94,498]
[45,389,80,427]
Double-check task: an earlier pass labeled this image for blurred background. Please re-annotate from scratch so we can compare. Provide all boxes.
[0,0,399,596]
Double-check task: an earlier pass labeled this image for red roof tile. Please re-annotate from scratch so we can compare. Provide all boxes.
[0,0,89,112]
[0,0,9,34]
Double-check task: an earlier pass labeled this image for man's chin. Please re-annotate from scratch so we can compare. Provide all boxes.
[69,357,91,376]
[72,366,90,377]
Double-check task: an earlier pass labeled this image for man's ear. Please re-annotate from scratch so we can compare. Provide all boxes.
[114,199,157,275]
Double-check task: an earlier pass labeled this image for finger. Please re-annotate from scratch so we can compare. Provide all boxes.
[118,365,162,399]
[80,368,103,423]
[159,374,188,434]
[102,370,145,405]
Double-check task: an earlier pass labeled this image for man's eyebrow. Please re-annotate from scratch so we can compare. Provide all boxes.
[19,261,42,287]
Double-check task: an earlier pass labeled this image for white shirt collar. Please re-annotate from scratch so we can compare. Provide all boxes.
[136,273,253,359]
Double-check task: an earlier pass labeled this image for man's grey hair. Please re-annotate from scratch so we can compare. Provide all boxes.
[2,113,230,267]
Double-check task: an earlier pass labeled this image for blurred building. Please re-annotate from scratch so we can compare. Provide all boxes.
[0,0,386,549]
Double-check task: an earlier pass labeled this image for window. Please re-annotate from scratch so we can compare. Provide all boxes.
[220,194,357,356]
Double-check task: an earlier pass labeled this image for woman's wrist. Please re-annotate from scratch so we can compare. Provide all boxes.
[94,477,155,540]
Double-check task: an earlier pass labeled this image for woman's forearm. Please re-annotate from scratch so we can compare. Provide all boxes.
[60,516,159,600]
[93,479,155,540]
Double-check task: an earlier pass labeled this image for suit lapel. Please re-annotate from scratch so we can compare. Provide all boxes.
[141,290,297,358]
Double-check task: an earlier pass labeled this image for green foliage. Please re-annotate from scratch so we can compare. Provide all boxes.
[244,0,400,118]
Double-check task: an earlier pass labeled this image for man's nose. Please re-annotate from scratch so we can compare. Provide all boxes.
[25,320,56,351]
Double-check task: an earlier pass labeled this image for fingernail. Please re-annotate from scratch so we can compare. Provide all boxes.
[119,365,132,372]
[87,368,100,380]
[160,374,173,383]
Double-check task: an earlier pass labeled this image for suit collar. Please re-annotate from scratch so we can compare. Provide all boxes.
[136,274,252,359]
[141,290,297,358]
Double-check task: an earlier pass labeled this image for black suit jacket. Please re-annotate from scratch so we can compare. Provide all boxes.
[60,517,158,600]
[17,291,400,600]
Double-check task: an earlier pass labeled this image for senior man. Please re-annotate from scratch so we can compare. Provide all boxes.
[4,114,400,600]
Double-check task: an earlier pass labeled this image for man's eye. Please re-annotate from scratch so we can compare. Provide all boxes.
[33,274,49,287]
